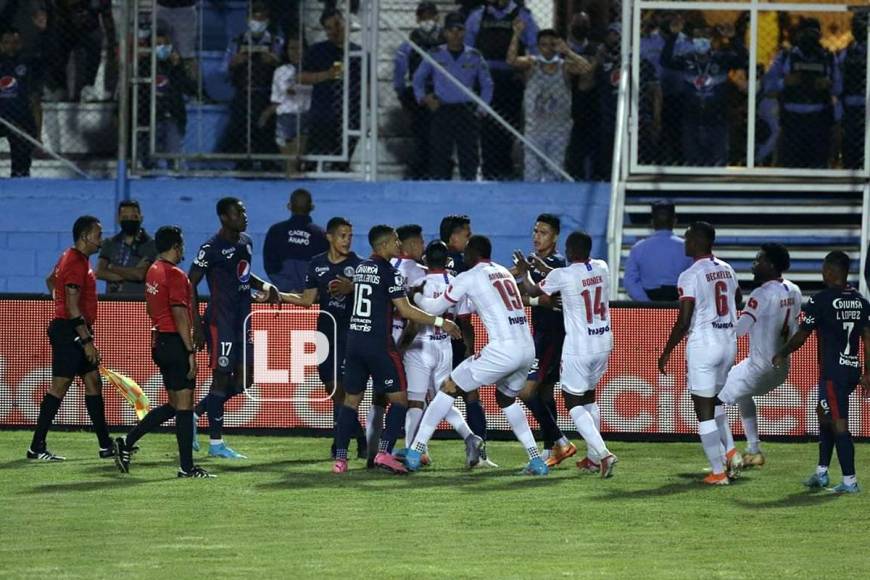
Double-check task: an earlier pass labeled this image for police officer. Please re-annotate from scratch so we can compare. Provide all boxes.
[413,12,493,180]
[0,26,37,177]
[464,0,539,180]
[764,18,839,169]
[838,14,866,170]
[393,1,445,179]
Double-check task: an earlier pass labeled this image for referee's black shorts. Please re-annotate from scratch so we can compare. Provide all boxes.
[152,333,195,391]
[47,318,98,379]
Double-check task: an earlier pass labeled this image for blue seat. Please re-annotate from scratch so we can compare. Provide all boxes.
[200,51,235,102]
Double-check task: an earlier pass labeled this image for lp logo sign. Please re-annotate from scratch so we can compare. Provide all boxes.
[242,309,338,402]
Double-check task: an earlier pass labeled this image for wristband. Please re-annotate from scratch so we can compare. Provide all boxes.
[75,335,93,346]
[434,316,444,328]
[70,315,86,327]
[529,297,540,306]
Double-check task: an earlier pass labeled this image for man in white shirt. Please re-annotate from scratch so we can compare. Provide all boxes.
[404,235,547,475]
[718,244,801,467]
[659,222,741,485]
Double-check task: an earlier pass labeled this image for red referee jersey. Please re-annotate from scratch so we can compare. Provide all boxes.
[146,259,193,333]
[52,248,97,324]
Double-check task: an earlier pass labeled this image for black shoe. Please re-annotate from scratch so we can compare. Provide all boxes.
[26,448,65,461]
[113,437,131,474]
[177,466,215,478]
[356,437,367,459]
[99,446,115,459]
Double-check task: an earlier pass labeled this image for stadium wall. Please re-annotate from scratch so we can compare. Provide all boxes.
[0,179,611,293]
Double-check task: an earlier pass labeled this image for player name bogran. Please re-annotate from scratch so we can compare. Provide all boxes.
[704,270,733,282]
[582,275,603,287]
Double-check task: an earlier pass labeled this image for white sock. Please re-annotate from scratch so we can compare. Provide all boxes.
[209,438,223,446]
[405,406,424,449]
[411,392,454,453]
[738,398,760,453]
[817,465,829,476]
[714,405,735,454]
[501,402,540,460]
[844,474,858,486]
[699,419,725,474]
[583,402,601,459]
[569,405,608,460]
[444,405,473,440]
[366,405,385,447]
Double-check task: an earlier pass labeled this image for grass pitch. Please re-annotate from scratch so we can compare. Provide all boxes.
[0,430,867,579]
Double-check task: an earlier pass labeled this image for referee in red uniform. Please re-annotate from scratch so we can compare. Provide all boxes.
[28,216,113,461]
[113,226,213,478]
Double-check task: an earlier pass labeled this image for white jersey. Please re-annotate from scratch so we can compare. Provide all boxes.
[538,259,612,356]
[678,256,739,347]
[390,256,427,343]
[409,270,471,346]
[739,278,802,365]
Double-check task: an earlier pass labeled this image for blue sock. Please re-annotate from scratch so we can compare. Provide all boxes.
[207,392,227,441]
[379,403,407,454]
[525,396,560,449]
[835,431,856,477]
[334,405,359,460]
[819,424,835,468]
[466,399,487,440]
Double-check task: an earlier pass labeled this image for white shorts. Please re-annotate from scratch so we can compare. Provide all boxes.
[686,340,737,398]
[718,357,789,405]
[403,340,452,402]
[451,339,535,398]
[559,351,610,396]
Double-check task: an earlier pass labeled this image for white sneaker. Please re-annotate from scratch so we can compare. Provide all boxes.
[473,457,499,469]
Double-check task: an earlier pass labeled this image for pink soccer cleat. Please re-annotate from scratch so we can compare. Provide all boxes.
[332,458,348,474]
[374,452,408,474]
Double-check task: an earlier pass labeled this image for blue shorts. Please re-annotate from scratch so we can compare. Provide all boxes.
[527,331,564,384]
[276,112,306,145]
[818,379,855,421]
[204,317,252,375]
[343,345,406,396]
[318,332,346,386]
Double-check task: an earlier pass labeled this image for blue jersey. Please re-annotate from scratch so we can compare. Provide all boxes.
[447,250,468,275]
[801,286,870,386]
[305,251,362,337]
[529,252,566,336]
[191,232,254,324]
[347,256,406,350]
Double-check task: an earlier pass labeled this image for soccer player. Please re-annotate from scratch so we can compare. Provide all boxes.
[517,230,617,478]
[658,222,741,485]
[512,214,577,468]
[718,244,801,467]
[332,225,461,474]
[773,251,870,494]
[277,216,368,459]
[28,215,113,461]
[405,235,548,475]
[113,226,213,478]
[399,240,484,466]
[190,197,278,459]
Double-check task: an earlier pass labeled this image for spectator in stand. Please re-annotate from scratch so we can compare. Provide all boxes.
[594,22,621,180]
[1,1,49,138]
[299,8,361,170]
[0,26,38,177]
[44,0,115,102]
[96,200,157,296]
[394,1,444,180]
[155,0,203,99]
[623,200,692,302]
[413,11,493,181]
[837,14,866,170]
[220,1,284,171]
[464,0,538,181]
[565,12,599,180]
[263,188,328,293]
[260,38,311,177]
[764,18,839,169]
[507,23,590,182]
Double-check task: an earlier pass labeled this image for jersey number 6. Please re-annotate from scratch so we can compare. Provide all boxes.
[714,281,729,316]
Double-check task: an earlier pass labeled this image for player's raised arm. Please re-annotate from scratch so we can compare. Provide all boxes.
[250,274,279,303]
[658,298,694,374]
[393,296,461,339]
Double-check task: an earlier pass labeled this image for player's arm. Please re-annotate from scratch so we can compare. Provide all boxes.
[65,283,100,365]
[250,274,279,303]
[94,257,124,282]
[458,314,475,358]
[393,297,461,339]
[279,288,318,307]
[773,328,811,367]
[512,250,543,297]
[171,305,198,379]
[658,298,694,374]
[736,295,761,337]
[188,266,206,351]
[396,320,420,352]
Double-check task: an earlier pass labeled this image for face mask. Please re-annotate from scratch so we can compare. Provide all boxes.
[540,54,561,64]
[693,37,712,55]
[571,25,589,41]
[155,44,172,61]
[120,220,141,236]
[249,19,268,35]
[419,19,437,33]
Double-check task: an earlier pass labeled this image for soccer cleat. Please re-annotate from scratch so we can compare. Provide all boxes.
[520,457,549,476]
[803,471,830,489]
[475,457,499,468]
[99,447,115,459]
[742,451,765,468]
[332,458,348,474]
[177,466,215,478]
[576,457,600,474]
[208,442,247,459]
[192,414,200,452]
[725,448,743,480]
[828,482,861,494]
[545,442,577,468]
[465,434,484,468]
[703,472,730,485]
[113,437,131,474]
[599,454,618,479]
[404,448,423,472]
[374,452,408,475]
[26,448,65,462]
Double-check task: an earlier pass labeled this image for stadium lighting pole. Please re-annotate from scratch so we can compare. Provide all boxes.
[116,0,130,203]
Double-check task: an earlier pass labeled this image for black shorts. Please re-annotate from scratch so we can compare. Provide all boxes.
[527,331,564,385]
[48,318,98,379]
[343,346,406,396]
[153,333,196,391]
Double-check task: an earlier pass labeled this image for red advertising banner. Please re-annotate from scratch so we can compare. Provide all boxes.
[1,298,868,437]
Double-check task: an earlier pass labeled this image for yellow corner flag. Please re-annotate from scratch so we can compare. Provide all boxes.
[99,366,151,420]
